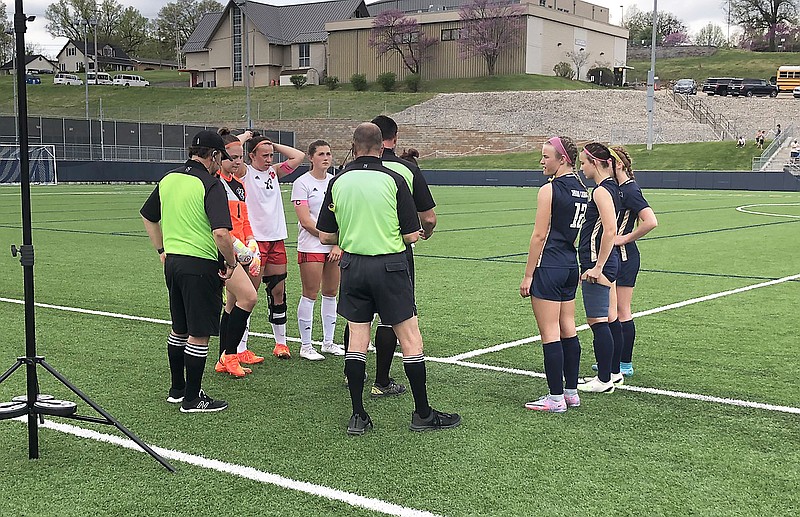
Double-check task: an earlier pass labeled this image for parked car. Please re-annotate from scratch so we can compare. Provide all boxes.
[702,77,735,96]
[54,73,83,85]
[729,78,779,97]
[112,74,149,87]
[86,72,113,85]
[794,85,800,98]
[25,74,41,85]
[673,78,697,95]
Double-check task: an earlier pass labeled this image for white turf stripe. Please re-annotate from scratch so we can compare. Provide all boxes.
[735,203,800,219]
[0,297,321,346]
[5,418,440,517]
[424,358,800,415]
[448,273,800,361]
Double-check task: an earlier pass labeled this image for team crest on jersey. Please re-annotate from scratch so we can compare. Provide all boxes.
[235,187,246,200]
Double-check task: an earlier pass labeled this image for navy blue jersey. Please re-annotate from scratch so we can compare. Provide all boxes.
[579,177,621,268]
[538,173,588,268]
[616,179,651,261]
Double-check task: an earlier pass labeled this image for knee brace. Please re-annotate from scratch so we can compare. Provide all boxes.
[263,273,288,324]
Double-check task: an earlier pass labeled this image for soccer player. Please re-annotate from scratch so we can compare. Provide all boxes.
[243,134,305,359]
[213,128,261,377]
[291,140,345,360]
[140,130,237,413]
[520,136,587,413]
[317,123,460,435]
[611,146,658,376]
[576,142,622,394]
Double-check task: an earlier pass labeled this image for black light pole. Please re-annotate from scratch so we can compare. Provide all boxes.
[0,0,175,472]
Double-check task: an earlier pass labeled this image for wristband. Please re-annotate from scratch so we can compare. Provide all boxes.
[156,247,164,254]
[224,261,237,269]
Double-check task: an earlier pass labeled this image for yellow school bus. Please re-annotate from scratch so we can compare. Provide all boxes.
[776,65,800,92]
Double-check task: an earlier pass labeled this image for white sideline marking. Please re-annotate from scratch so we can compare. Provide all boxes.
[0,297,319,346]
[448,273,800,361]
[4,418,440,517]
[424,358,800,415]
[735,203,800,219]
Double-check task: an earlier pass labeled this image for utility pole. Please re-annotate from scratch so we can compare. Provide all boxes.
[646,0,657,150]
[5,28,17,140]
[242,0,252,128]
[83,20,89,120]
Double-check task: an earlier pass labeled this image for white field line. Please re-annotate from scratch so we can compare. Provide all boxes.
[448,273,800,361]
[4,418,440,517]
[0,297,320,346]
[735,203,800,219]
[424,358,800,415]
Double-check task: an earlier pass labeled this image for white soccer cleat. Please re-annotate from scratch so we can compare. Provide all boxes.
[321,342,345,356]
[577,376,615,393]
[300,346,325,361]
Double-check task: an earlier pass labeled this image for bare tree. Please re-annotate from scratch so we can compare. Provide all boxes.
[369,10,437,75]
[566,49,591,81]
[727,0,799,51]
[457,0,525,76]
[694,22,727,47]
[45,0,97,41]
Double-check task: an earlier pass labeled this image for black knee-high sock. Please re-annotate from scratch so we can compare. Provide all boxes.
[590,322,613,383]
[167,333,187,391]
[561,335,581,390]
[184,343,208,402]
[345,352,367,418]
[621,319,636,363]
[342,325,350,375]
[374,325,397,387]
[225,305,251,355]
[403,354,430,418]
[542,341,564,395]
[219,310,230,357]
[609,319,623,374]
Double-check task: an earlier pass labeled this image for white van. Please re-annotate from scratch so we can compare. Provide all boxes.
[112,74,149,87]
[54,73,83,85]
[87,72,113,85]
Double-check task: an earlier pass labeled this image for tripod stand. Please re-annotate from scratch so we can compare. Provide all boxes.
[0,0,174,473]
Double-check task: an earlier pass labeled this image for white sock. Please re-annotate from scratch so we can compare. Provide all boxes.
[297,296,315,346]
[321,295,337,344]
[236,316,250,354]
[272,323,286,346]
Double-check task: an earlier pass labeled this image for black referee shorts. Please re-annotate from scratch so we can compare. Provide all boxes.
[164,254,224,337]
[338,251,416,326]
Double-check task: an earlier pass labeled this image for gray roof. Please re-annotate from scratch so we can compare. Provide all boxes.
[366,0,518,15]
[183,0,369,52]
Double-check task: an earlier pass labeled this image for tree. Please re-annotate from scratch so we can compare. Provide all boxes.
[44,0,97,42]
[115,7,150,55]
[565,49,590,81]
[663,31,690,46]
[728,0,799,51]
[156,0,223,63]
[368,10,437,75]
[457,0,525,76]
[624,6,688,46]
[1,1,13,66]
[694,22,726,47]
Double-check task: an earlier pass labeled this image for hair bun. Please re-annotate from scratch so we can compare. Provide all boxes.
[218,127,231,136]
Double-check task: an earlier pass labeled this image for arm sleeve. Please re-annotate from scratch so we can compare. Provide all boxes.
[411,166,436,212]
[204,181,233,230]
[139,185,161,222]
[395,177,422,235]
[315,181,339,233]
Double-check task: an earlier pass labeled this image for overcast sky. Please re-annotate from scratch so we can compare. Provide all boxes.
[7,0,733,58]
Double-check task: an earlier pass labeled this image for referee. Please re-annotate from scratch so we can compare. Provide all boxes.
[141,130,239,413]
[317,122,461,435]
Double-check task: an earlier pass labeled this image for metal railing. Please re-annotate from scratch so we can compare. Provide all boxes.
[752,125,793,171]
[666,89,738,140]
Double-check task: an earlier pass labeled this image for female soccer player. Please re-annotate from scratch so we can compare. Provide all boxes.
[291,140,345,360]
[611,146,658,376]
[520,136,587,413]
[244,134,305,359]
[576,142,621,393]
[214,128,260,377]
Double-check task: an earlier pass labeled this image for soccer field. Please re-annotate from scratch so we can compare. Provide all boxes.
[1,184,799,516]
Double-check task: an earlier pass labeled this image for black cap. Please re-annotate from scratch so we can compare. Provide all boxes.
[191,130,232,161]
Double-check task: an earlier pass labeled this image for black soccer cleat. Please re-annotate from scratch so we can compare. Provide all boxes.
[409,408,462,432]
[346,413,373,436]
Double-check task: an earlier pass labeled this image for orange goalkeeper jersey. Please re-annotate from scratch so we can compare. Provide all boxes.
[219,171,253,242]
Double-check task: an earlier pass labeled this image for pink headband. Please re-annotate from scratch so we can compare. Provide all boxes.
[583,146,612,166]
[547,137,572,165]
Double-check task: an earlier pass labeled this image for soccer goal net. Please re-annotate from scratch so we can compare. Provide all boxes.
[0,145,57,185]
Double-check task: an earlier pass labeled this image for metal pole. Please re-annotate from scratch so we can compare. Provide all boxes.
[9,33,18,140]
[242,0,252,128]
[84,22,89,120]
[646,0,657,151]
[99,97,104,160]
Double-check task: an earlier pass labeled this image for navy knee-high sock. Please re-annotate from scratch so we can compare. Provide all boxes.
[590,322,613,383]
[542,341,564,395]
[609,319,623,374]
[561,335,581,390]
[621,319,636,363]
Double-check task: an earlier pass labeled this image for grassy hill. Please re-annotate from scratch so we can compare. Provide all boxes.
[0,71,595,124]
[626,49,800,83]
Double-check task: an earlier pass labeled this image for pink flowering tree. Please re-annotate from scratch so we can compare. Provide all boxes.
[663,31,690,46]
[458,0,526,76]
[369,10,438,75]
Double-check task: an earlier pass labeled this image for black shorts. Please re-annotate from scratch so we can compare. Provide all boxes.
[581,250,620,284]
[617,252,641,288]
[165,254,224,337]
[338,251,416,325]
[531,267,579,302]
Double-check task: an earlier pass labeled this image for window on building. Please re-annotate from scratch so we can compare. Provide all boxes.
[299,43,310,68]
[67,47,76,57]
[539,0,546,5]
[441,28,461,41]
[232,5,242,82]
[103,47,113,57]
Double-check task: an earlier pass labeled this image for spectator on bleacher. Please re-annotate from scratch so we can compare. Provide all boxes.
[755,130,765,150]
[736,136,746,148]
[775,124,782,139]
[790,139,799,162]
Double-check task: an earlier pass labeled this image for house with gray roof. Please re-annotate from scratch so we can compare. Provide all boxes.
[182,0,370,88]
